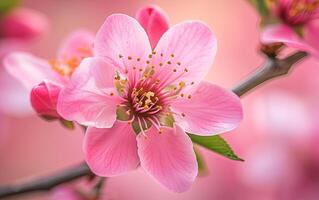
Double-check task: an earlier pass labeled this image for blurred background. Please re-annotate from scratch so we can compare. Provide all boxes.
[1,0,319,199]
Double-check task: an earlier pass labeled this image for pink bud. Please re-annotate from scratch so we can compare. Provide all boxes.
[30,81,62,118]
[0,8,48,40]
[136,5,170,49]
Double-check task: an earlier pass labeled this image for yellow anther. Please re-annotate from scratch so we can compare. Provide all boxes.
[179,81,186,88]
[148,54,152,58]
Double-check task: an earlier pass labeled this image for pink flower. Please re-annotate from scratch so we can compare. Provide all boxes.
[0,8,48,40]
[136,5,170,49]
[261,0,319,57]
[57,14,243,192]
[4,30,94,118]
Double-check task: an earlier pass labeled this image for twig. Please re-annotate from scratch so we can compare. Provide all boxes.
[0,162,93,199]
[232,51,308,97]
[0,51,308,199]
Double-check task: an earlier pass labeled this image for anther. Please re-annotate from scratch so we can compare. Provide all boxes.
[148,54,152,58]
[184,68,189,72]
[146,60,150,64]
[128,56,132,60]
[177,62,181,65]
[159,63,163,66]
[133,66,136,70]
[171,54,175,57]
[181,113,186,117]
[188,95,192,99]
[160,53,164,57]
[152,51,156,55]
[167,61,172,65]
[137,58,141,61]
[110,92,114,96]
[118,54,123,58]
[173,69,177,72]
[180,93,184,97]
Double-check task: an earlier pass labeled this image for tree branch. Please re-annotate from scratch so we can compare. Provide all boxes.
[0,162,93,199]
[232,51,308,97]
[0,51,309,200]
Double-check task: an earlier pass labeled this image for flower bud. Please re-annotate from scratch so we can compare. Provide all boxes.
[136,5,169,49]
[0,8,48,40]
[30,81,62,118]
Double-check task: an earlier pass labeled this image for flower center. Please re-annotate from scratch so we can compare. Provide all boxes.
[49,46,93,77]
[279,0,319,25]
[115,51,194,135]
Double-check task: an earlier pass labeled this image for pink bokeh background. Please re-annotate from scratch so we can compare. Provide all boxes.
[1,0,319,199]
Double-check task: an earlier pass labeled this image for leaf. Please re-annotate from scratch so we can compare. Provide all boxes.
[248,0,269,17]
[0,0,19,16]
[188,133,244,161]
[194,147,208,176]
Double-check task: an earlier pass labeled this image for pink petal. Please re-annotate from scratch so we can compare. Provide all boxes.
[261,24,317,55]
[0,8,48,40]
[57,57,121,128]
[171,81,243,136]
[136,5,170,49]
[153,21,217,88]
[137,125,197,192]
[31,80,63,118]
[57,29,94,62]
[303,19,319,57]
[84,121,139,177]
[3,52,63,90]
[94,14,152,73]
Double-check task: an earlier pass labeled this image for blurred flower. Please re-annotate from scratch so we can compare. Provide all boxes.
[0,5,49,116]
[4,30,94,119]
[260,0,319,57]
[57,14,243,192]
[0,8,48,40]
[136,5,170,49]
[51,185,85,200]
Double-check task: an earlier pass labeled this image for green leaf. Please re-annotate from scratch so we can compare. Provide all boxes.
[0,0,20,16]
[188,133,244,161]
[194,147,208,176]
[248,0,269,17]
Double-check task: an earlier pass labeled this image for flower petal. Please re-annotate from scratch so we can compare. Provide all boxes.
[94,14,152,72]
[153,21,217,89]
[84,121,139,177]
[57,29,94,62]
[4,52,63,90]
[136,5,170,49]
[171,81,243,136]
[57,57,120,128]
[304,20,319,57]
[261,24,317,55]
[137,125,197,192]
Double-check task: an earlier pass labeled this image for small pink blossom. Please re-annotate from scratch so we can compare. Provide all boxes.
[261,0,319,57]
[4,30,94,118]
[136,5,170,49]
[57,14,243,192]
[0,8,48,40]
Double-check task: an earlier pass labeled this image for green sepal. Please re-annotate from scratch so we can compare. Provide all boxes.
[60,120,75,130]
